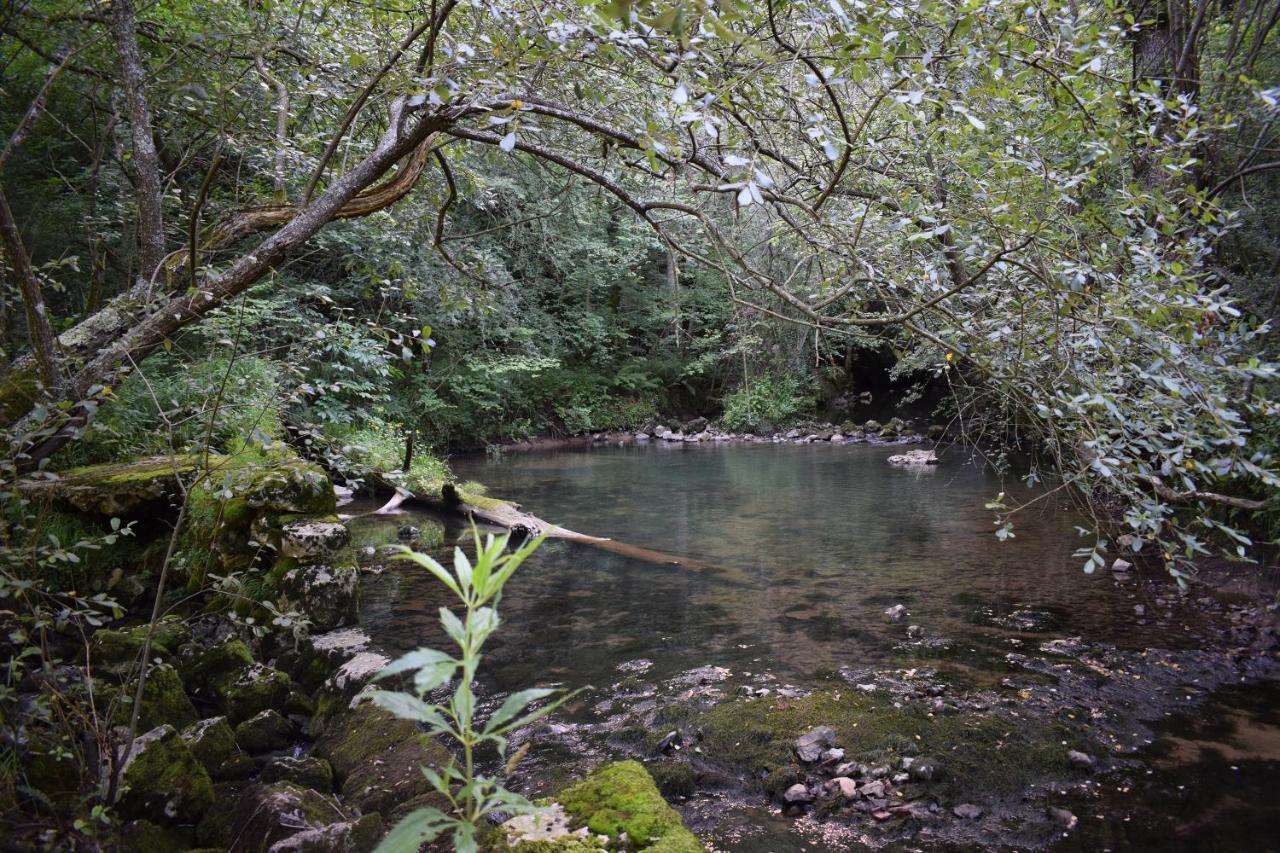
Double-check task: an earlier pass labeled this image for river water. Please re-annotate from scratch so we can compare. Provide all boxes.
[348,442,1280,851]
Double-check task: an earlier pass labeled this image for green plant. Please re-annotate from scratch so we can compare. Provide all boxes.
[720,374,813,433]
[371,530,579,852]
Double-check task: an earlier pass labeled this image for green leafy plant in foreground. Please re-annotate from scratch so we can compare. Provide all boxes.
[371,529,578,852]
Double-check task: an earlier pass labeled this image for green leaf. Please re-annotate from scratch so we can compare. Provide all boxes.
[374,807,453,853]
[482,688,556,734]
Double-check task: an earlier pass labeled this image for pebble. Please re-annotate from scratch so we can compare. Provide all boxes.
[1048,806,1079,829]
[783,783,813,804]
[1067,749,1095,769]
[826,777,858,799]
[953,803,983,819]
[885,604,909,623]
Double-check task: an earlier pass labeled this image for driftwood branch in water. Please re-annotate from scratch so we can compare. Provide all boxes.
[364,471,700,568]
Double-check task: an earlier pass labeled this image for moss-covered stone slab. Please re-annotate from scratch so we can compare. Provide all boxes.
[277,560,360,631]
[226,782,357,852]
[182,716,237,773]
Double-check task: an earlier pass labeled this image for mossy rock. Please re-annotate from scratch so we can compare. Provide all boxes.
[103,663,199,731]
[646,760,696,799]
[117,724,215,824]
[92,618,191,676]
[234,708,296,754]
[276,559,360,631]
[260,755,334,792]
[226,781,356,852]
[179,636,254,697]
[314,701,451,817]
[222,663,293,724]
[555,761,702,851]
[182,716,237,773]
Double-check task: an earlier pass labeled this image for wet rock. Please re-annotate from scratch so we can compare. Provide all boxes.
[953,803,983,819]
[1048,806,1079,830]
[260,755,334,792]
[181,716,236,773]
[1111,558,1133,574]
[887,449,938,466]
[783,783,813,804]
[234,709,296,753]
[793,726,837,763]
[116,724,215,824]
[277,562,359,631]
[280,520,350,560]
[885,604,908,623]
[1067,749,1095,769]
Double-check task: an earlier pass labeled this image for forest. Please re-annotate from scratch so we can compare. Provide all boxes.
[1,0,1277,851]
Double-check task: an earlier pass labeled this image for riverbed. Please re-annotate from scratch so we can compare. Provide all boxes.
[348,442,1280,851]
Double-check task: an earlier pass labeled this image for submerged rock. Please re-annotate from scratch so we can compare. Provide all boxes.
[886,449,938,466]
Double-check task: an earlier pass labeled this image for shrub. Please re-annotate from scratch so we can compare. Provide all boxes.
[720,375,813,433]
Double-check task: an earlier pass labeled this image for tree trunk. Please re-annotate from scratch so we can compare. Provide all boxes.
[111,0,166,282]
[0,185,60,395]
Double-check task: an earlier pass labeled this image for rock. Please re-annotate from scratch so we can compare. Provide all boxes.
[260,755,334,792]
[887,449,938,466]
[20,454,202,515]
[501,803,581,847]
[223,663,293,724]
[885,604,908,623]
[227,782,356,853]
[108,662,199,731]
[909,757,941,782]
[216,752,258,782]
[826,777,858,799]
[396,524,419,540]
[1111,558,1133,574]
[907,624,925,640]
[1134,604,1146,616]
[859,780,886,798]
[315,701,451,819]
[234,709,296,753]
[280,521,350,560]
[267,813,384,852]
[647,760,696,798]
[683,417,709,433]
[179,636,255,698]
[277,562,360,631]
[311,651,390,734]
[655,730,683,754]
[783,783,813,804]
[834,761,863,778]
[1048,806,1079,830]
[181,716,237,773]
[116,724,215,824]
[793,726,837,763]
[821,747,845,762]
[554,760,702,850]
[1067,749,1095,769]
[863,420,882,434]
[953,803,983,820]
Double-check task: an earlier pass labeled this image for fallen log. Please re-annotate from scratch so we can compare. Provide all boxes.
[363,472,701,569]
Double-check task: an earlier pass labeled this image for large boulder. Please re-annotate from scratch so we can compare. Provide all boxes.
[279,520,351,561]
[18,454,201,516]
[109,662,199,731]
[314,701,450,819]
[223,663,293,724]
[115,724,215,824]
[181,716,237,773]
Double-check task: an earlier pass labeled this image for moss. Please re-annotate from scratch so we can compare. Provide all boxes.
[117,725,215,824]
[222,664,293,724]
[690,689,1072,800]
[120,819,195,853]
[181,717,237,773]
[646,760,696,799]
[102,663,199,731]
[0,367,38,423]
[556,761,702,851]
[179,637,254,696]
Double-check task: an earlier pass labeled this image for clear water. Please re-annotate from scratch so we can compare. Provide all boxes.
[357,442,1213,693]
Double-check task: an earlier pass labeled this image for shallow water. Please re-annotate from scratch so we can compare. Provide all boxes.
[348,442,1279,851]
[358,442,1213,691]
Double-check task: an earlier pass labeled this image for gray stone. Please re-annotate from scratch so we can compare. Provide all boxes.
[953,803,983,819]
[793,726,837,763]
[885,604,908,623]
[909,757,940,782]
[278,562,360,631]
[280,521,350,561]
[859,780,886,798]
[783,783,813,804]
[887,449,938,466]
[907,624,925,639]
[1111,558,1133,573]
[260,755,334,792]
[1048,806,1078,830]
